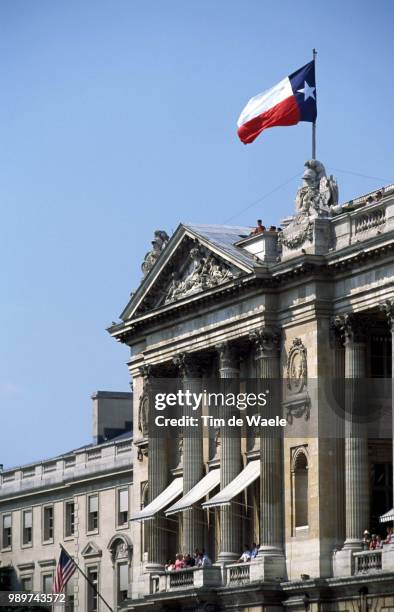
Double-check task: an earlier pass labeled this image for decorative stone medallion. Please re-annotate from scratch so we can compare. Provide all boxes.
[286,338,307,394]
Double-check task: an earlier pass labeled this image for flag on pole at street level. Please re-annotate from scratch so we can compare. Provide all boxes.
[53,548,76,593]
[237,61,317,144]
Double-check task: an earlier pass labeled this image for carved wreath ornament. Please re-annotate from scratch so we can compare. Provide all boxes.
[286,338,307,394]
[278,220,313,250]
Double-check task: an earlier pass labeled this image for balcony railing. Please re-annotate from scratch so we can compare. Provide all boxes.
[151,567,222,593]
[354,549,382,574]
[168,568,195,589]
[226,562,250,586]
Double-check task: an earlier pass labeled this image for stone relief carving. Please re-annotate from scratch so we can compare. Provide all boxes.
[137,365,152,439]
[287,338,307,394]
[164,245,239,304]
[115,542,129,560]
[285,338,310,423]
[138,392,149,438]
[109,538,132,565]
[141,230,170,276]
[278,217,314,250]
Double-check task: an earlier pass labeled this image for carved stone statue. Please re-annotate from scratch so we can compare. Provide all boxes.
[295,160,338,217]
[141,230,170,276]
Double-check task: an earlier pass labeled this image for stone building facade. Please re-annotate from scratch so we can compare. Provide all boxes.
[108,160,394,611]
[0,391,133,612]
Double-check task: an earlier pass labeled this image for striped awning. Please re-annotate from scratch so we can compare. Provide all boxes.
[202,460,259,509]
[165,469,220,516]
[131,478,183,522]
[380,508,394,523]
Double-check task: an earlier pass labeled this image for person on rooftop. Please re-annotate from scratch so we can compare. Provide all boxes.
[251,220,265,235]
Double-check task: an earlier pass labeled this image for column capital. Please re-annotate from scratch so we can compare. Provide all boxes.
[249,327,281,360]
[139,363,153,382]
[380,299,394,333]
[172,352,201,378]
[215,341,239,373]
[332,314,368,345]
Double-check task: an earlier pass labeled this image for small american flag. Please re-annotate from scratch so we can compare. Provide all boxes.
[53,548,76,593]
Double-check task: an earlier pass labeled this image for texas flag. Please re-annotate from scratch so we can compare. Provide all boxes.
[237,61,317,144]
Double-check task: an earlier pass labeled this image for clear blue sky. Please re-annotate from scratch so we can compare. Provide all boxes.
[1,0,394,468]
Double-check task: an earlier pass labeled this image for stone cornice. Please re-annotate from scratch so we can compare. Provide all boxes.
[110,231,394,345]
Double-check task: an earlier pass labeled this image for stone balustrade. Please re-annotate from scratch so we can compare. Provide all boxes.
[332,194,394,251]
[354,550,382,574]
[226,562,251,586]
[151,567,222,594]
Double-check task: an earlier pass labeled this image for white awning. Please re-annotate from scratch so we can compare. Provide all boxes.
[165,469,220,516]
[380,508,394,523]
[131,478,183,522]
[202,460,259,509]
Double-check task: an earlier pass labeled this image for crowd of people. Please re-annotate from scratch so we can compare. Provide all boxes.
[165,549,212,571]
[362,527,393,550]
[165,543,260,571]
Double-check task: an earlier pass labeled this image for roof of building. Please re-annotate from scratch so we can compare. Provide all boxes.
[1,430,132,474]
[184,223,257,268]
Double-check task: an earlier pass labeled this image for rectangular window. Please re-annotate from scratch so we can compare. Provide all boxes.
[65,576,75,612]
[118,563,128,603]
[117,489,129,526]
[2,514,12,549]
[65,501,75,537]
[87,567,98,612]
[21,576,33,592]
[87,495,98,532]
[22,509,33,546]
[42,573,53,593]
[43,506,54,542]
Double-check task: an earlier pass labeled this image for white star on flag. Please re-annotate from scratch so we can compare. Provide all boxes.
[297,81,315,101]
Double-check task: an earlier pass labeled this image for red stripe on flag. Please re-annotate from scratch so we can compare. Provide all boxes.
[237,95,300,144]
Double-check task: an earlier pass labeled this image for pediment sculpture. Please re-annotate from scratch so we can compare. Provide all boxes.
[141,230,169,277]
[164,245,239,304]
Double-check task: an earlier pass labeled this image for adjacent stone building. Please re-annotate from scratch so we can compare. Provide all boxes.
[108,160,394,611]
[0,391,133,611]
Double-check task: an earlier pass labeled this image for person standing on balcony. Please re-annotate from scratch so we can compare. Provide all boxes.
[362,530,371,550]
[200,550,212,567]
[238,545,251,563]
[175,553,185,570]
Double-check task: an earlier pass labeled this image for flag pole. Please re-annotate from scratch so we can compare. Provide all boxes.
[59,544,115,612]
[312,48,317,159]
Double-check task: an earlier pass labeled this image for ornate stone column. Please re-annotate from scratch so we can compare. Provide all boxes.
[380,299,394,508]
[173,353,204,555]
[250,328,283,554]
[143,366,168,569]
[216,342,241,564]
[334,315,369,554]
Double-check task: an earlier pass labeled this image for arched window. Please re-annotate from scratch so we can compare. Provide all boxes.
[292,448,308,530]
[107,535,132,606]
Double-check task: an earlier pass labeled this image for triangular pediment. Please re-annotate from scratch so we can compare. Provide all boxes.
[120,224,255,321]
[81,541,102,558]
